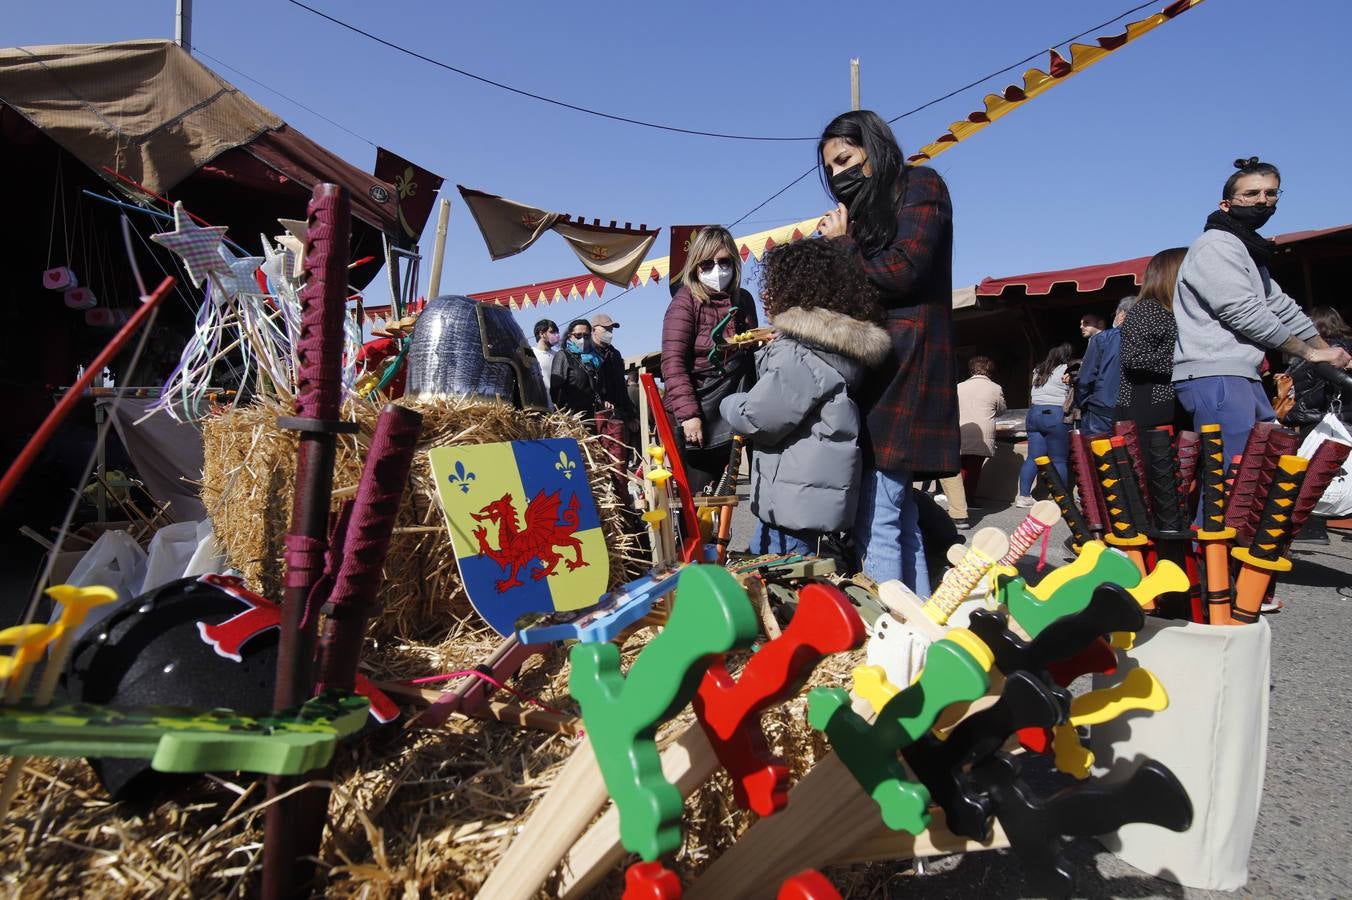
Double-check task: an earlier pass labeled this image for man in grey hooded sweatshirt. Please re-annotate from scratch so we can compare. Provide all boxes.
[1173,157,1351,468]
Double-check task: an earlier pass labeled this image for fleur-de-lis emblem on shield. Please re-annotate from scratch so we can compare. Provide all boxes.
[448,460,476,493]
[555,451,577,479]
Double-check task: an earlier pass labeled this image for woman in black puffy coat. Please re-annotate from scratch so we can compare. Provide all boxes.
[1281,306,1352,436]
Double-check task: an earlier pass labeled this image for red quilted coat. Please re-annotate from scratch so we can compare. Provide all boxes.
[659,285,759,424]
[834,165,959,477]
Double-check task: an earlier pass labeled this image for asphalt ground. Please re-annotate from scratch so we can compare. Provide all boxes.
[725,487,1352,899]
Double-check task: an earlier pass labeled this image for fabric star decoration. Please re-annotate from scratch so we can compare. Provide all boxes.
[274,218,308,279]
[149,201,231,287]
[209,247,265,300]
[259,233,296,286]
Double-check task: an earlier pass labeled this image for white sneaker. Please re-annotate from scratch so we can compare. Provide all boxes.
[1014,495,1036,508]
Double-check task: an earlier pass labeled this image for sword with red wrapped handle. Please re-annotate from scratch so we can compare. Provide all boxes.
[1239,428,1297,549]
[1231,455,1308,624]
[1221,423,1276,544]
[1069,431,1108,540]
[1175,430,1200,516]
[1112,420,1152,521]
[263,183,358,900]
[1289,439,1352,538]
[283,403,424,879]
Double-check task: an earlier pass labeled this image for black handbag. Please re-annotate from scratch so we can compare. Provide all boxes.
[695,353,753,448]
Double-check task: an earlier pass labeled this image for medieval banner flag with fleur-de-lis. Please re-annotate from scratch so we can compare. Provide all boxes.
[428,438,610,636]
[374,148,445,246]
[458,185,660,289]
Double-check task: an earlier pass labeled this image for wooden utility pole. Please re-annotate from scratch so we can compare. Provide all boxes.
[850,58,860,110]
[175,0,193,51]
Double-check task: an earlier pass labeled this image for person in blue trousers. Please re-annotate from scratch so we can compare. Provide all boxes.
[1016,343,1074,507]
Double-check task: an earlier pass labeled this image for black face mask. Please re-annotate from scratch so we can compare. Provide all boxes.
[1226,202,1275,231]
[829,164,868,206]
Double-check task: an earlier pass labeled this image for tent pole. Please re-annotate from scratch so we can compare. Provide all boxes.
[426,198,453,300]
[176,0,192,52]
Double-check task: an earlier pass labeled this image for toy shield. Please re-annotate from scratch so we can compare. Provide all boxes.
[430,438,609,636]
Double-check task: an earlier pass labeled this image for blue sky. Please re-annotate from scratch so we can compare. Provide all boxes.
[10,0,1352,356]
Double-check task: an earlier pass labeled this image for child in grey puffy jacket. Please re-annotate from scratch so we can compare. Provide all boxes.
[720,239,892,556]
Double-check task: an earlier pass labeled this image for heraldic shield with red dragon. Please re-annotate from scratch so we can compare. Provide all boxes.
[430,438,610,636]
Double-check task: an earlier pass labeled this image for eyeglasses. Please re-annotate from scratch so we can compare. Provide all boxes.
[593,324,612,332]
[696,256,735,274]
[1232,188,1282,202]
[570,330,590,339]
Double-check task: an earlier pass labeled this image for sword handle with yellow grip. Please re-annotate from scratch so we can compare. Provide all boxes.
[1035,456,1093,551]
[1231,455,1308,625]
[1194,424,1235,541]
[920,527,1008,624]
[1090,438,1150,583]
[1193,425,1238,624]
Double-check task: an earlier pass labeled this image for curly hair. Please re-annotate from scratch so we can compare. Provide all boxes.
[756,238,883,322]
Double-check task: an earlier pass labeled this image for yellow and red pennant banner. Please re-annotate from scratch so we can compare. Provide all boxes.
[909,0,1204,163]
[467,0,1203,310]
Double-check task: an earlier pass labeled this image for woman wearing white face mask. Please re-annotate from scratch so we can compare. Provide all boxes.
[660,225,759,494]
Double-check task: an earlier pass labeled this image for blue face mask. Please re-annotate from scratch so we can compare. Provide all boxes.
[567,338,589,354]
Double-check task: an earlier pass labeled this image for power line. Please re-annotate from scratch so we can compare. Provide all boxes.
[282,0,815,143]
[728,0,1162,229]
[577,285,635,319]
[194,46,380,148]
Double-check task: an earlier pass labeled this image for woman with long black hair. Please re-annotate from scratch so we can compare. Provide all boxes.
[1016,342,1075,507]
[817,110,957,595]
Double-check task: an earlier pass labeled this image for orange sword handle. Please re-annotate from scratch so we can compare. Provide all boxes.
[1231,455,1308,624]
[1194,424,1235,625]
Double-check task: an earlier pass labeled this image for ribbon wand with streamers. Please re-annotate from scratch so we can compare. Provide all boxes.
[262,183,359,900]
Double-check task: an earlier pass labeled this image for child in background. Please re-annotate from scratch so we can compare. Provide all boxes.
[720,239,892,556]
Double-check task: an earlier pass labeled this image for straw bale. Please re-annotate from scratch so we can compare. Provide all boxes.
[200,396,646,652]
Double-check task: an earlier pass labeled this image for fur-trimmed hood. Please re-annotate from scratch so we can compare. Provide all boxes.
[769,306,891,367]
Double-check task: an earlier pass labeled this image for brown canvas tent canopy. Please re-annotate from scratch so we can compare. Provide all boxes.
[0,40,404,538]
[0,39,399,270]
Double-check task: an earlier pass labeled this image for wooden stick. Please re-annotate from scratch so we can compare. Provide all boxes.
[426,197,452,299]
[832,808,1010,865]
[476,739,608,900]
[684,749,897,899]
[558,725,720,898]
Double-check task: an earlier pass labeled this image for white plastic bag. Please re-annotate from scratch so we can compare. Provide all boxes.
[59,530,147,640]
[142,521,205,593]
[1296,410,1352,459]
[66,530,147,600]
[1297,412,1352,517]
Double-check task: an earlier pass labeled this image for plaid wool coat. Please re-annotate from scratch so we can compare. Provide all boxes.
[835,165,959,477]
